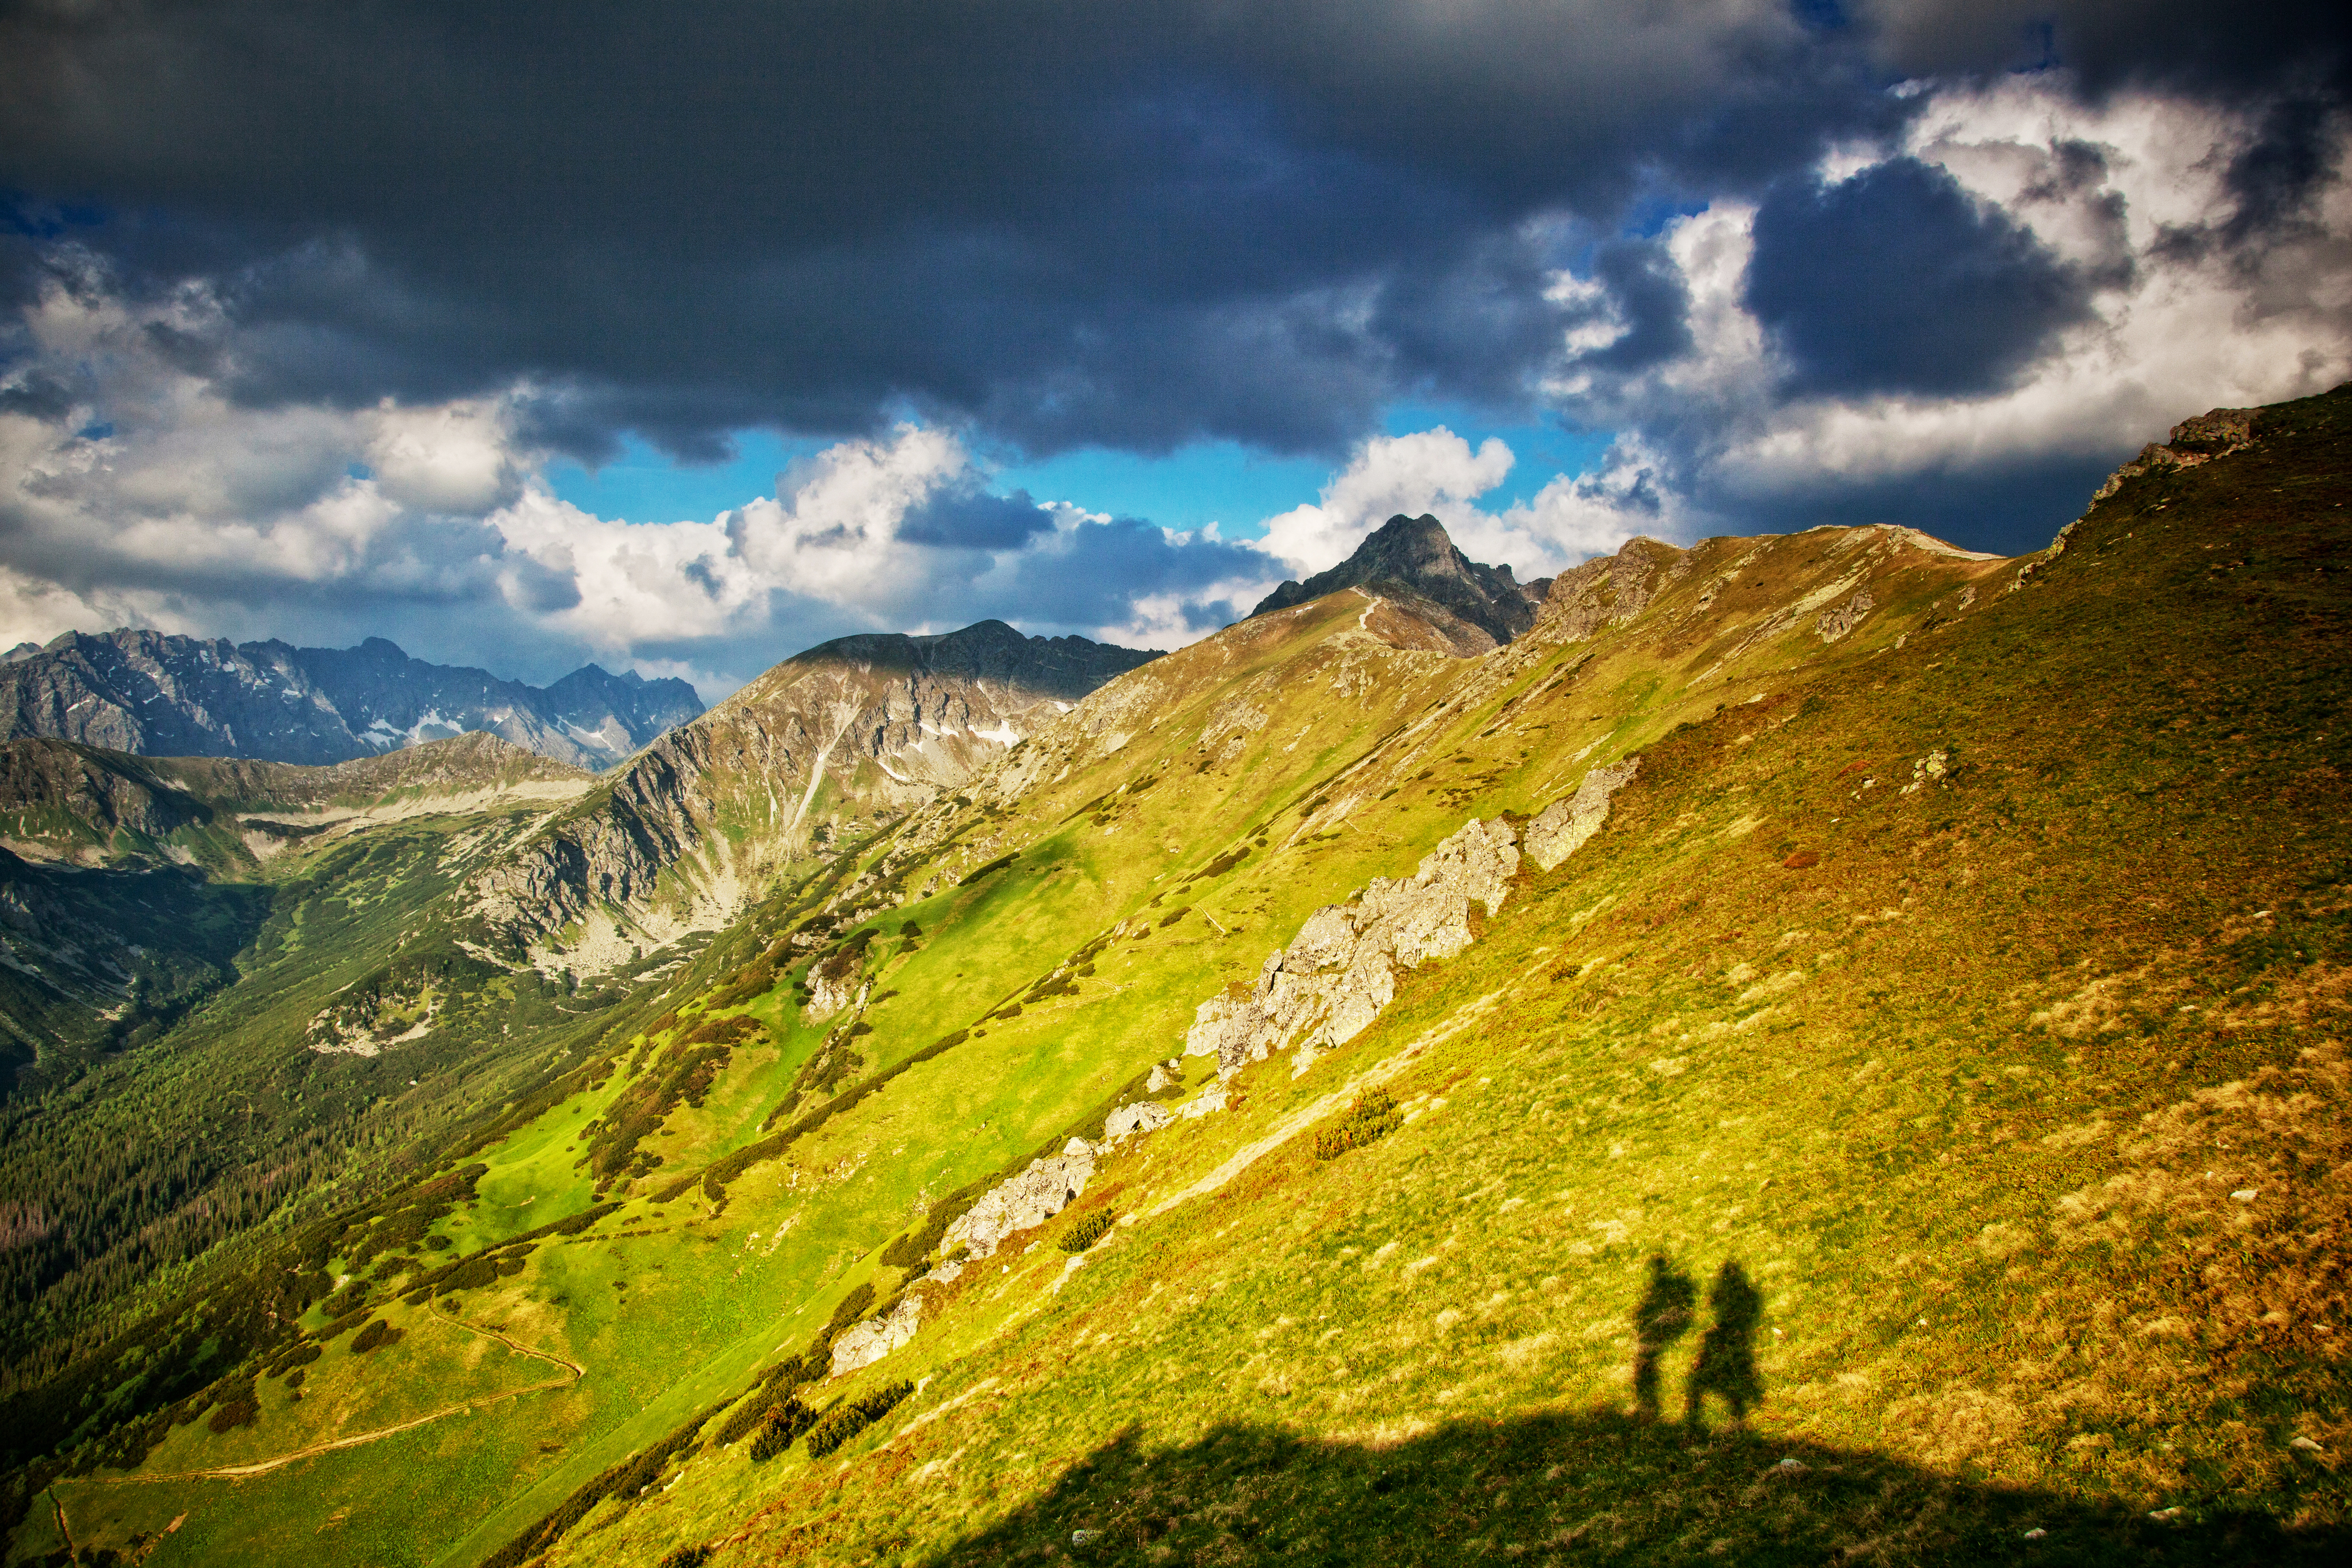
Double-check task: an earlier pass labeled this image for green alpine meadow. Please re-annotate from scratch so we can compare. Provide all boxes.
[0,382,2345,1566]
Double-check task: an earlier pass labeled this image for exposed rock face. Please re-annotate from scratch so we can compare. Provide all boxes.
[463,620,1160,971]
[1251,515,1549,647]
[0,630,700,771]
[803,948,865,1019]
[941,1137,1098,1259]
[1103,1100,1173,1142]
[1525,757,1640,871]
[830,1290,922,1377]
[2091,406,2259,503]
[1185,817,1519,1076]
[1817,588,1875,642]
[1541,536,1679,643]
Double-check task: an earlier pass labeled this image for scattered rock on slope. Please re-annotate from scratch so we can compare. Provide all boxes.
[830,1291,923,1377]
[1525,758,1640,871]
[941,1138,1099,1260]
[1185,816,1519,1076]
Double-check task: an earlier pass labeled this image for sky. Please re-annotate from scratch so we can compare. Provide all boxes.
[1,2,2346,700]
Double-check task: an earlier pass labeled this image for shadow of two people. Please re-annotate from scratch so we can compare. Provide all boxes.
[1633,1253,1760,1428]
[918,1254,2343,1565]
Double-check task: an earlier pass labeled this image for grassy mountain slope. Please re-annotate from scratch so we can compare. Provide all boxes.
[0,732,594,876]
[10,386,2350,1567]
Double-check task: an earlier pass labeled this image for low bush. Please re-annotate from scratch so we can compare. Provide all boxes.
[804,1380,914,1459]
[659,1547,714,1568]
[349,1318,402,1354]
[746,1398,816,1461]
[1314,1090,1403,1160]
[205,1380,258,1433]
[823,1282,875,1339]
[437,1255,500,1295]
[1060,1209,1115,1253]
[264,1342,321,1378]
[961,851,1019,885]
[315,1304,371,1341]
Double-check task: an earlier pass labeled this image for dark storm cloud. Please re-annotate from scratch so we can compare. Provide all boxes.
[0,0,1889,461]
[1859,0,2349,101]
[896,489,1055,550]
[1585,239,1696,371]
[1733,451,2122,557]
[1744,157,2094,397]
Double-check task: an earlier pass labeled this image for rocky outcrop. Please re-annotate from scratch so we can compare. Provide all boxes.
[829,1290,923,1377]
[1540,536,1678,644]
[1817,588,1874,643]
[1524,757,1640,871]
[0,630,700,771]
[1252,515,1548,647]
[1184,817,1519,1076]
[2091,406,2258,504]
[804,947,865,1019]
[1103,1100,1173,1142]
[941,1137,1098,1259]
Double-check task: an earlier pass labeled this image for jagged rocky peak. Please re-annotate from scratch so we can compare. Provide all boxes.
[0,628,702,771]
[1250,513,1551,649]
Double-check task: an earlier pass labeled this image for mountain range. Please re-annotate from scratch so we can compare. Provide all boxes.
[0,630,706,771]
[1,387,2347,1568]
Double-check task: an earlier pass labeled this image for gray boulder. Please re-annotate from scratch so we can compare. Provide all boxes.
[1104,1100,1174,1142]
[941,1137,1097,1259]
[830,1289,923,1377]
[1183,815,1520,1076]
[1524,756,1639,871]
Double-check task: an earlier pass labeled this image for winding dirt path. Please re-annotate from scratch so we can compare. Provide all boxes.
[61,1303,583,1489]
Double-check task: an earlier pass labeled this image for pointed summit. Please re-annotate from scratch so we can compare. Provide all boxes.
[1249,513,1550,649]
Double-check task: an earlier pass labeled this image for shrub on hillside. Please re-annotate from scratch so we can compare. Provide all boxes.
[206,1380,258,1433]
[264,1341,322,1378]
[823,1282,876,1341]
[349,1318,402,1354]
[659,1547,714,1568]
[804,1381,914,1458]
[1060,1209,1114,1253]
[1314,1090,1403,1160]
[746,1397,816,1461]
[437,1255,500,1294]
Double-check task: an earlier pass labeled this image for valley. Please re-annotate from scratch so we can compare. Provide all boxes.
[3,385,2349,1567]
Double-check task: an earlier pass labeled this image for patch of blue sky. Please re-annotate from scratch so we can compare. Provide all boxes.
[546,407,1617,540]
[544,429,827,523]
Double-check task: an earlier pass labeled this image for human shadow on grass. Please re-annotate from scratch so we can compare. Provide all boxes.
[922,1256,2339,1566]
[920,1411,2347,1567]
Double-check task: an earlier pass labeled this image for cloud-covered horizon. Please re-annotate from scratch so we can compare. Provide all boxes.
[2,1,2347,698]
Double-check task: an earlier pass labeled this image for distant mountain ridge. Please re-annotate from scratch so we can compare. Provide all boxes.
[464,618,1162,967]
[0,629,703,771]
[1251,512,1552,650]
